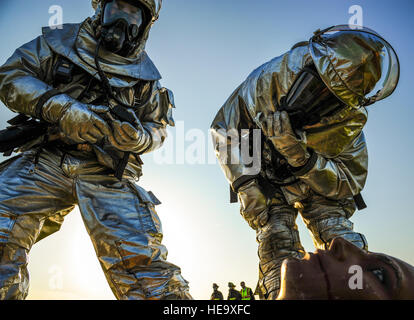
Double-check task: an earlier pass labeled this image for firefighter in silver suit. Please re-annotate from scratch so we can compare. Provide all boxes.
[211,25,400,299]
[0,0,192,300]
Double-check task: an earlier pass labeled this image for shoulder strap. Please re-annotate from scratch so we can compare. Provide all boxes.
[34,55,78,120]
[353,193,367,210]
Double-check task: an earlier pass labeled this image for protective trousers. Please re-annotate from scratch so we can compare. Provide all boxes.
[256,190,367,300]
[0,147,191,300]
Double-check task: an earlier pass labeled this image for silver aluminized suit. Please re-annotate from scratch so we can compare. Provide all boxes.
[0,0,192,300]
[210,26,399,299]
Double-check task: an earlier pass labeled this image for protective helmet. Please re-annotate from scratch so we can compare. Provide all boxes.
[308,25,400,108]
[228,282,236,288]
[92,0,162,22]
[213,283,219,289]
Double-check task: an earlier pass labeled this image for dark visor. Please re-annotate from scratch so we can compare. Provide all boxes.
[283,66,345,127]
[103,0,143,26]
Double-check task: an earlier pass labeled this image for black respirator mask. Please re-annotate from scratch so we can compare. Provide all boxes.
[100,0,145,56]
[280,65,347,129]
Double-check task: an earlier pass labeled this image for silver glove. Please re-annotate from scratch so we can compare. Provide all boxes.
[238,179,270,230]
[43,99,111,144]
[262,111,310,167]
[107,109,151,153]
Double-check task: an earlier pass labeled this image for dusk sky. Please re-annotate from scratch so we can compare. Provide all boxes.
[0,0,413,299]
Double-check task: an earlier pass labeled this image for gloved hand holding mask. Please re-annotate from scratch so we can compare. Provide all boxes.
[238,179,270,230]
[261,111,310,168]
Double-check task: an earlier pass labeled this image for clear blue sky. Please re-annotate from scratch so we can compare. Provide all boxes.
[0,0,413,299]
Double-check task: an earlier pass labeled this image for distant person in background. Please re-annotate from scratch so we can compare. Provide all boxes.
[240,281,255,300]
[277,237,414,300]
[210,283,224,300]
[227,282,242,300]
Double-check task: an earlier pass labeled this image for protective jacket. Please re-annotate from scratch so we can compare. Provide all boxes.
[210,41,368,206]
[240,287,255,300]
[227,288,242,300]
[210,290,224,300]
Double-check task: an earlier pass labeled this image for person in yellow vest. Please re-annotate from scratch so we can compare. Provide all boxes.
[227,282,242,300]
[240,281,255,300]
[210,283,224,300]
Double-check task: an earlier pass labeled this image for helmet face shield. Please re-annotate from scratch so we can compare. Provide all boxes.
[103,0,143,27]
[363,38,400,105]
[309,25,400,108]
